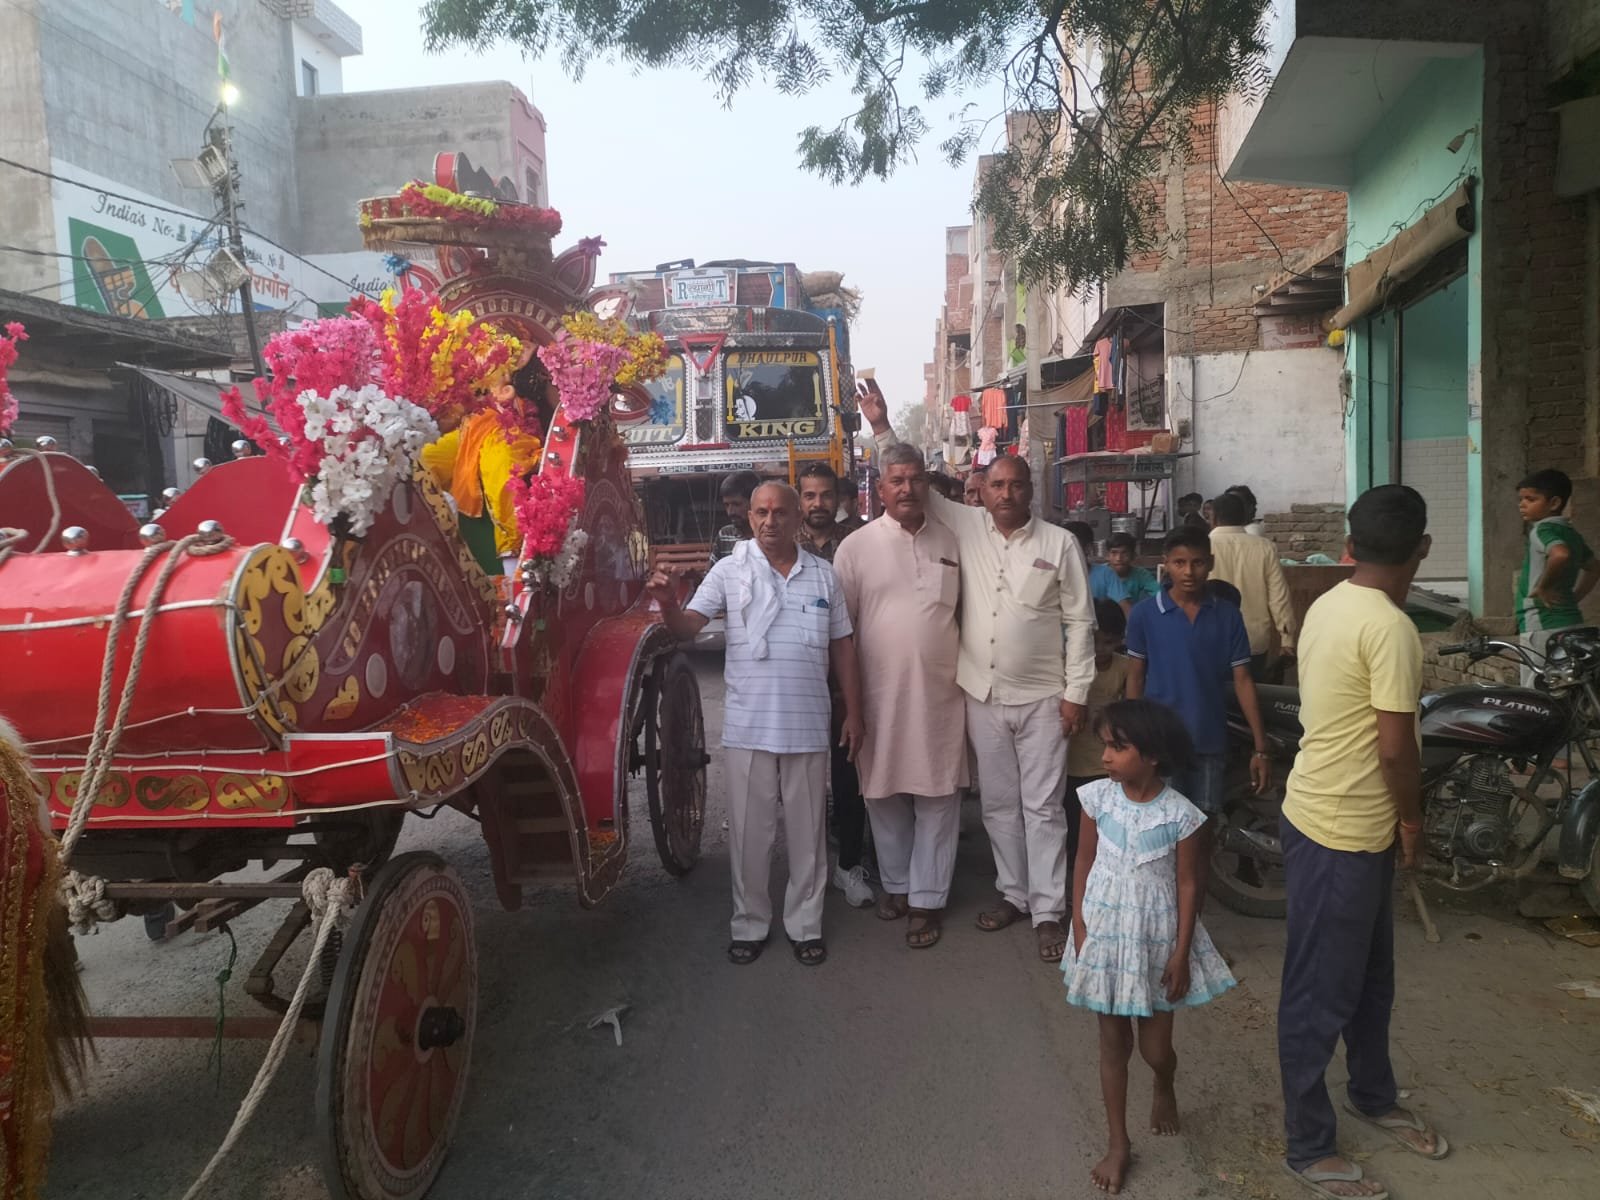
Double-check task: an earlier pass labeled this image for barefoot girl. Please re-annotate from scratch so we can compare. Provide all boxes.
[1063,700,1235,1194]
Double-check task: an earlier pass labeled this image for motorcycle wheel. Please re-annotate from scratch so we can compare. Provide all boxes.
[1208,786,1289,919]
[1582,837,1600,917]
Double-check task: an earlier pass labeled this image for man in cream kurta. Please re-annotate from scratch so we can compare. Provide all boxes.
[863,388,1095,963]
[835,442,966,948]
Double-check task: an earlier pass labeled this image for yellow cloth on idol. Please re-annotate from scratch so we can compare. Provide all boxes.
[421,410,542,556]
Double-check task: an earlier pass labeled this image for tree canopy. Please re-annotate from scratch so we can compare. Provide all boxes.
[421,0,1272,291]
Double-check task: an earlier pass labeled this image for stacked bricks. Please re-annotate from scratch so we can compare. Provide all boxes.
[1422,631,1519,690]
[1261,504,1347,560]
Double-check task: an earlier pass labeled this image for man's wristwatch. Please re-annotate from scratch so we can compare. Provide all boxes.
[1252,750,1269,759]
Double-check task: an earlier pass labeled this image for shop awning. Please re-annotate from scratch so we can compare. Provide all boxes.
[1329,182,1475,330]
[122,366,236,421]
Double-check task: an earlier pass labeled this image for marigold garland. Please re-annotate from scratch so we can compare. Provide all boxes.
[559,313,668,388]
[390,181,564,238]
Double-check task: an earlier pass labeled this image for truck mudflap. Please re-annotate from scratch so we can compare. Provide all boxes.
[1558,779,1600,878]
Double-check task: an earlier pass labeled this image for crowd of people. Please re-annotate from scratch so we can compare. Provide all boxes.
[646,382,1456,1198]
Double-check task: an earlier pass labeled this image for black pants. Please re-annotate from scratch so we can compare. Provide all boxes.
[1063,775,1097,869]
[830,741,866,871]
[1278,816,1399,1170]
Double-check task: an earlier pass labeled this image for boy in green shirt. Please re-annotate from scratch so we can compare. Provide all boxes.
[1516,468,1600,684]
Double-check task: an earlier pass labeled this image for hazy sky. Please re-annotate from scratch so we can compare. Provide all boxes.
[339,2,1008,412]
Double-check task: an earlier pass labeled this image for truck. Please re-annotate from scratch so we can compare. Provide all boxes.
[598,259,863,565]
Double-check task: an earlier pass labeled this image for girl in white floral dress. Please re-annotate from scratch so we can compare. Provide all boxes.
[1063,699,1235,1195]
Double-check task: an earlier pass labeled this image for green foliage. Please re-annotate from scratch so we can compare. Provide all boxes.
[422,0,1272,290]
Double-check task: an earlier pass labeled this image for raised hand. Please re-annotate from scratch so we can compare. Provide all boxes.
[855,379,889,432]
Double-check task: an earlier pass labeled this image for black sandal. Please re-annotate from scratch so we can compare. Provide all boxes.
[789,937,827,966]
[727,937,768,965]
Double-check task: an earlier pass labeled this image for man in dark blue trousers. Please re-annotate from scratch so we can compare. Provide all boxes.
[1278,486,1448,1200]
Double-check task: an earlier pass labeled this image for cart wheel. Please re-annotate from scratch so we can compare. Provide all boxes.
[644,652,708,876]
[316,852,477,1200]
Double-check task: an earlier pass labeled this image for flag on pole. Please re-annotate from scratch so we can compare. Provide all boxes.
[213,12,230,80]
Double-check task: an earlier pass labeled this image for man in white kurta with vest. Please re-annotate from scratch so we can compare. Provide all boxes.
[834,441,967,948]
[648,482,864,968]
[859,382,1096,964]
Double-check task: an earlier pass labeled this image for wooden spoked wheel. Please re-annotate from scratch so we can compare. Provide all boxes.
[316,852,478,1200]
[643,652,708,876]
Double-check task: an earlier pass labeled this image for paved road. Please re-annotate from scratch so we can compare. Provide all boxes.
[47,656,1218,1200]
[47,656,1600,1200]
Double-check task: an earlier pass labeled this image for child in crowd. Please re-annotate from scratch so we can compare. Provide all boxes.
[1091,532,1161,614]
[1126,527,1270,817]
[1064,600,1130,868]
[1063,699,1236,1195]
[1516,468,1600,685]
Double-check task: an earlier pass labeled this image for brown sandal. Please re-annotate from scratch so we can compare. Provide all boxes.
[1036,920,1068,962]
[906,908,942,949]
[876,893,909,921]
[976,899,1027,931]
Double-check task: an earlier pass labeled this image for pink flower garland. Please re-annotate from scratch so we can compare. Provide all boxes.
[222,316,380,483]
[537,333,628,424]
[0,321,28,437]
[510,471,587,559]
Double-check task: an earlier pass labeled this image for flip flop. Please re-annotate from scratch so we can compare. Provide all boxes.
[1342,1101,1450,1159]
[727,936,769,965]
[976,900,1027,931]
[905,908,942,949]
[1282,1161,1388,1200]
[788,937,827,966]
[876,893,909,921]
[1035,919,1068,962]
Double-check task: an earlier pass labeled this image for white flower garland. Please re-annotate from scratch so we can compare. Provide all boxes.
[521,525,588,591]
[299,383,438,536]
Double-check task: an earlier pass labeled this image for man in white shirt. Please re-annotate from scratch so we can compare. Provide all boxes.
[1208,490,1297,678]
[835,442,966,948]
[859,383,1096,963]
[649,483,865,968]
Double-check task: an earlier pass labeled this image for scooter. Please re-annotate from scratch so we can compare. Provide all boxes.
[1211,628,1600,918]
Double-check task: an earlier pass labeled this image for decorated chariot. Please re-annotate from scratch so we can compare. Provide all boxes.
[0,157,706,1200]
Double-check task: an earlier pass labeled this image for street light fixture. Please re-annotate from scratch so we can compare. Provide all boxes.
[221,82,240,107]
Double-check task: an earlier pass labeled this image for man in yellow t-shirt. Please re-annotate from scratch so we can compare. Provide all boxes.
[1279,485,1448,1199]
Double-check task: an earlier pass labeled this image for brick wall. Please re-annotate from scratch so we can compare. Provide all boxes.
[1421,630,1519,690]
[1261,503,1346,560]
[1110,102,1347,361]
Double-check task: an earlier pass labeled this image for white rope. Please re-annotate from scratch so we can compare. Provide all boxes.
[60,868,120,935]
[0,448,62,568]
[56,532,234,926]
[179,868,356,1200]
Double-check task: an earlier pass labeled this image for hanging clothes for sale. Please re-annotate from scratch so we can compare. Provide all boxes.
[980,386,1007,431]
[950,393,972,439]
[1094,338,1115,391]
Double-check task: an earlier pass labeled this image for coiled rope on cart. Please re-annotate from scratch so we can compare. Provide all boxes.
[45,525,363,1199]
[57,530,236,930]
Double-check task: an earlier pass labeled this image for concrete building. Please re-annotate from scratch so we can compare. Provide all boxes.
[1068,67,1350,536]
[921,225,972,462]
[1225,0,1600,627]
[0,0,551,498]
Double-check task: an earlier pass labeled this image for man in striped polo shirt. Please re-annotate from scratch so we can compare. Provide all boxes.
[649,482,865,967]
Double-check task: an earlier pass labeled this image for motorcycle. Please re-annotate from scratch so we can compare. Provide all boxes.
[1210,627,1600,918]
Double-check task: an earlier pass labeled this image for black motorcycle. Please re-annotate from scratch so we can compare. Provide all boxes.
[1211,627,1600,918]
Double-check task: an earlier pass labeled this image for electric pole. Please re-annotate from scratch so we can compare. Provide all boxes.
[214,101,263,376]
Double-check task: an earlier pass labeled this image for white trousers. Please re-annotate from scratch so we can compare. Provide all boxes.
[1521,629,1554,688]
[725,748,828,942]
[866,792,961,909]
[965,694,1070,925]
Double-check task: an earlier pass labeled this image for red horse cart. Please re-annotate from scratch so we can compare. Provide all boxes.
[0,164,705,1200]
